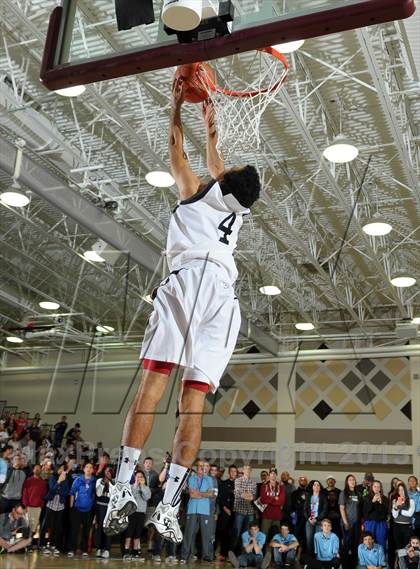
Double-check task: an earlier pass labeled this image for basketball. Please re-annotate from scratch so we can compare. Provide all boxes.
[174,63,216,104]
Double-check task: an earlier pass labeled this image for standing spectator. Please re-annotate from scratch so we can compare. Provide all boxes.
[233,465,257,541]
[0,423,9,444]
[324,477,341,539]
[65,423,82,447]
[95,465,113,559]
[408,476,420,534]
[208,463,220,561]
[280,472,296,525]
[22,435,37,467]
[389,477,402,568]
[257,471,269,498]
[392,482,415,549]
[123,470,151,560]
[397,535,420,569]
[14,412,28,438]
[21,464,47,539]
[228,521,268,569]
[362,480,388,550]
[305,480,328,555]
[216,464,238,561]
[291,476,308,554]
[265,522,299,567]
[307,519,340,569]
[180,460,214,563]
[28,419,41,447]
[8,432,22,454]
[0,455,26,513]
[340,474,362,569]
[41,465,70,555]
[0,445,13,484]
[152,461,177,563]
[357,473,374,499]
[5,414,16,436]
[68,462,96,557]
[357,532,387,569]
[260,468,285,537]
[0,503,31,553]
[53,416,68,448]
[142,456,161,554]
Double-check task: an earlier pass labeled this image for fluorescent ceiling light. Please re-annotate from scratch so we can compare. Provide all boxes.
[295,322,315,331]
[145,171,175,188]
[54,85,86,97]
[96,325,115,333]
[6,336,24,344]
[390,273,416,288]
[259,285,281,296]
[272,39,305,53]
[323,135,359,164]
[362,214,392,236]
[0,191,30,207]
[412,317,420,324]
[39,301,60,310]
[83,250,106,263]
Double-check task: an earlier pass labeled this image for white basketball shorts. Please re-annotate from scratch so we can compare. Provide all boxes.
[140,260,241,392]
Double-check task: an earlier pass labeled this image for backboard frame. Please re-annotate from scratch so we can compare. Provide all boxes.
[40,0,416,92]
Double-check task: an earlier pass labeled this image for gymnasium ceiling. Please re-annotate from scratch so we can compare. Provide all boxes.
[0,0,419,360]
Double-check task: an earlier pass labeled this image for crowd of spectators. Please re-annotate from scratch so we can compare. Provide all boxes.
[0,411,419,569]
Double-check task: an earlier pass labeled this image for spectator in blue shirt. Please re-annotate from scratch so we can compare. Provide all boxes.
[68,463,96,557]
[357,533,387,569]
[180,461,214,563]
[408,477,420,533]
[228,522,268,569]
[266,522,299,567]
[308,519,340,569]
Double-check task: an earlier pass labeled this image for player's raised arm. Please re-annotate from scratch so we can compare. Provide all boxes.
[169,77,201,201]
[202,99,224,179]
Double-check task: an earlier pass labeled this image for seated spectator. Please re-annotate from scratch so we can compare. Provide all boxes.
[357,532,387,569]
[307,519,340,569]
[41,465,70,555]
[0,455,26,514]
[363,480,388,550]
[228,521,268,569]
[65,423,82,446]
[21,464,47,538]
[392,482,416,549]
[68,462,96,557]
[123,470,151,561]
[398,535,420,569]
[408,477,420,534]
[0,503,31,553]
[266,522,299,567]
[260,468,285,537]
[95,465,113,559]
[305,480,328,555]
[0,445,13,484]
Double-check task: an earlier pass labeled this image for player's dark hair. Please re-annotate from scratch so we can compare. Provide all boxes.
[220,165,261,208]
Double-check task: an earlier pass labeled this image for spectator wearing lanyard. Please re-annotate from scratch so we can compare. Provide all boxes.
[307,519,340,569]
[357,532,387,569]
[408,476,420,533]
[259,468,285,537]
[339,474,361,569]
[305,480,328,555]
[180,460,214,563]
[362,480,388,550]
[68,463,96,557]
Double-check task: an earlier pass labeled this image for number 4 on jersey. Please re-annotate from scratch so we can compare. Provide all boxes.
[218,213,237,245]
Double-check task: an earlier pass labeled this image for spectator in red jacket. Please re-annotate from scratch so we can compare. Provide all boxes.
[259,468,286,537]
[22,464,48,536]
[15,412,28,438]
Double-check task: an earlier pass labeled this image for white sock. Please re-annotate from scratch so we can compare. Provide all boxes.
[162,463,190,507]
[116,446,142,484]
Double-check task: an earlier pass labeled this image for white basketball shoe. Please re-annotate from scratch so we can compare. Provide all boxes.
[103,481,137,535]
[147,502,183,543]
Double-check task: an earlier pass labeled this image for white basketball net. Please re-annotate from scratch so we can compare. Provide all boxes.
[202,48,289,158]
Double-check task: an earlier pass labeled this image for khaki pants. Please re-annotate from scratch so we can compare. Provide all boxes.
[28,506,42,534]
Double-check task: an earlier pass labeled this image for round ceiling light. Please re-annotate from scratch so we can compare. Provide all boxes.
[390,273,416,288]
[39,301,60,310]
[6,336,24,344]
[83,250,106,263]
[259,285,281,296]
[362,214,392,237]
[0,191,30,207]
[96,325,115,333]
[54,85,86,97]
[295,322,315,331]
[272,39,305,53]
[145,171,175,188]
[323,135,359,164]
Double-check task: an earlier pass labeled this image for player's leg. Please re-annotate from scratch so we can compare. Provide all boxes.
[148,380,208,543]
[103,360,174,536]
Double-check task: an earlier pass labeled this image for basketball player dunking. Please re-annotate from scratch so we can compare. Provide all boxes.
[103,76,261,542]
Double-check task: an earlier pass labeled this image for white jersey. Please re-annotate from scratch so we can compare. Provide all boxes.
[166,180,249,283]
